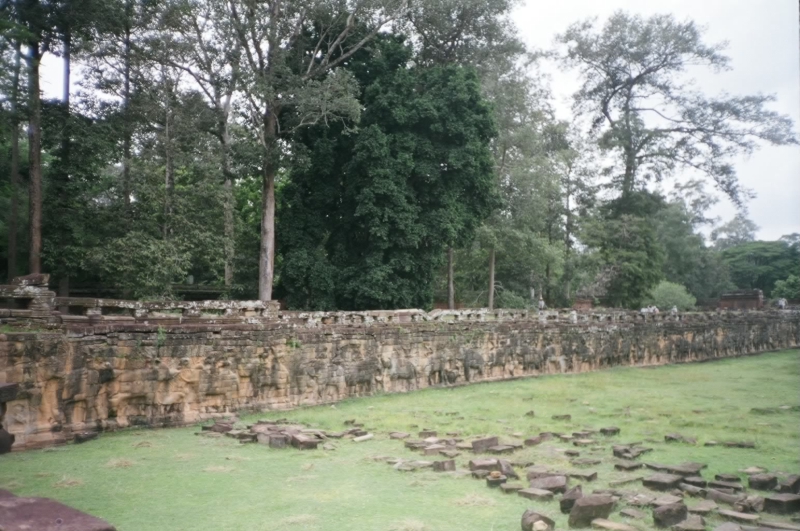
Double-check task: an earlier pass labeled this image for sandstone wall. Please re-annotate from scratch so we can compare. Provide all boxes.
[1,310,798,450]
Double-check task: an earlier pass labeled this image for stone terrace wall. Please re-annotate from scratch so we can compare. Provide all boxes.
[0,307,798,450]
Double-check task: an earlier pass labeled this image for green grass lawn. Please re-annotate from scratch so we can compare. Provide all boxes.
[2,350,799,531]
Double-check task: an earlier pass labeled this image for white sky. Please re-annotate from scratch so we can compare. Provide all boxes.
[513,0,800,240]
[39,0,800,240]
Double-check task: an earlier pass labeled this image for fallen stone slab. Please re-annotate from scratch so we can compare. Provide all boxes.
[760,521,800,531]
[710,480,745,492]
[486,472,507,488]
[552,414,572,421]
[487,445,515,455]
[764,494,800,515]
[653,502,688,528]
[600,427,620,436]
[653,494,684,507]
[689,500,719,515]
[519,488,555,501]
[291,433,319,450]
[568,471,598,482]
[568,495,615,528]
[525,436,544,446]
[527,466,564,480]
[741,467,768,475]
[627,493,657,507]
[566,449,581,457]
[521,509,555,531]
[471,436,500,453]
[713,524,744,531]
[525,410,536,417]
[498,459,519,480]
[74,432,99,444]
[529,475,569,494]
[674,514,706,531]
[716,474,741,482]
[684,477,709,488]
[707,489,747,506]
[472,469,491,479]
[734,495,765,513]
[561,485,583,513]
[666,433,697,445]
[573,458,602,467]
[389,432,410,439]
[719,509,760,523]
[644,473,685,491]
[591,518,637,531]
[723,441,757,449]
[440,449,460,458]
[574,439,596,447]
[615,460,643,471]
[777,476,800,495]
[749,474,778,491]
[469,458,500,471]
[500,483,524,494]
[353,433,374,443]
[432,459,455,472]
[680,483,707,497]
[419,430,437,438]
[0,493,117,531]
[609,476,643,488]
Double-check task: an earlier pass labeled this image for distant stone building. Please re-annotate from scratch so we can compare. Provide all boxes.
[572,297,594,310]
[718,289,764,310]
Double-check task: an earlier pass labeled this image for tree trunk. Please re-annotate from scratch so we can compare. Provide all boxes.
[27,41,43,275]
[258,110,278,301]
[488,247,495,310]
[122,6,132,217]
[163,87,173,239]
[221,118,235,287]
[59,25,72,295]
[7,42,21,282]
[564,177,573,302]
[447,247,455,309]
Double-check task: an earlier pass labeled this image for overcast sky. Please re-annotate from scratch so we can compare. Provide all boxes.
[38,0,799,240]
[513,0,800,240]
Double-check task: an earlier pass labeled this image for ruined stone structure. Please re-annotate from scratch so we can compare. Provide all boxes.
[0,276,798,451]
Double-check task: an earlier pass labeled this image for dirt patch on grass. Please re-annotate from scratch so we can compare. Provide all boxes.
[452,493,497,507]
[53,477,83,488]
[280,514,316,525]
[389,519,428,531]
[203,465,234,473]
[106,458,135,468]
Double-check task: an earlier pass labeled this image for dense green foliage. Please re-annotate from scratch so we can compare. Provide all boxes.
[773,275,800,300]
[0,3,796,308]
[645,280,697,310]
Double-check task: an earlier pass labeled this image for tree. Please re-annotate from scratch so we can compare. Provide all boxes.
[278,37,497,310]
[559,11,797,206]
[645,280,696,310]
[721,241,800,297]
[773,275,800,300]
[223,0,408,301]
[711,213,759,250]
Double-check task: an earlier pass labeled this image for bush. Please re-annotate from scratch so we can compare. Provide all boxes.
[645,281,696,311]
[773,275,800,300]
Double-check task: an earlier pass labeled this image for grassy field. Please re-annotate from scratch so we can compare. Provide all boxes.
[2,350,799,531]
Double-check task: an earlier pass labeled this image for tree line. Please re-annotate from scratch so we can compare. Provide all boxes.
[1,1,797,309]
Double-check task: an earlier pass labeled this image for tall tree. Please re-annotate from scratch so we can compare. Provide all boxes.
[559,11,797,206]
[224,0,407,301]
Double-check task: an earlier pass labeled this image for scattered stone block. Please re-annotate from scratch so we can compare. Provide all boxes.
[472,436,499,453]
[680,483,707,497]
[716,474,741,483]
[722,441,756,449]
[778,476,800,495]
[644,473,685,491]
[521,509,555,531]
[733,494,764,513]
[666,433,697,444]
[573,458,602,467]
[710,480,744,492]
[653,502,688,528]
[673,514,706,531]
[609,476,643,488]
[761,521,800,530]
[707,489,746,506]
[423,444,446,455]
[569,471,598,482]
[500,483,524,494]
[568,495,615,528]
[684,477,709,488]
[689,500,718,515]
[389,432,410,439]
[353,433,374,443]
[498,459,519,480]
[268,434,289,448]
[487,471,507,487]
[433,459,455,472]
[764,494,800,515]
[525,410,536,417]
[591,518,637,531]
[469,458,499,471]
[525,436,543,446]
[712,524,743,531]
[653,494,684,507]
[530,475,569,494]
[559,434,575,442]
[561,485,584,513]
[740,467,768,475]
[718,509,760,523]
[600,427,620,436]
[749,474,778,491]
[527,467,562,480]
[574,439,596,447]
[439,449,460,458]
[552,414,572,421]
[291,433,319,450]
[616,460,643,471]
[519,488,555,501]
[472,469,491,479]
[566,450,581,457]
[627,493,657,507]
[419,430,437,438]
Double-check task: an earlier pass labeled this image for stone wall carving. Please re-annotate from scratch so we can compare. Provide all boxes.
[0,310,798,451]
